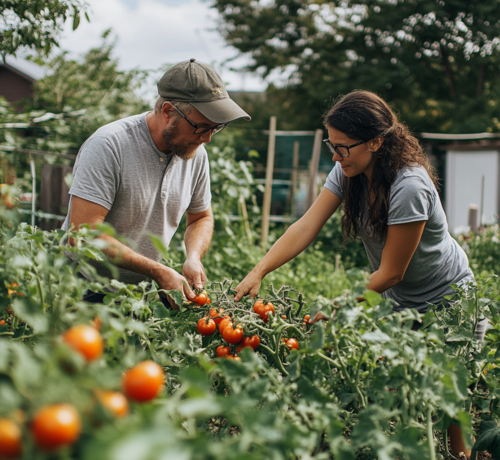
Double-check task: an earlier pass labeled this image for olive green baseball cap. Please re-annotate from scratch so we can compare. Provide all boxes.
[157,58,251,124]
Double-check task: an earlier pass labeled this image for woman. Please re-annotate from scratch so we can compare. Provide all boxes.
[235,90,477,457]
[235,90,474,316]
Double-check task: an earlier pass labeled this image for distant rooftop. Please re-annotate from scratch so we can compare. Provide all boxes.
[1,56,45,81]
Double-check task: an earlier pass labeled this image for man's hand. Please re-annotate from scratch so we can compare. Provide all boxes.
[182,256,207,290]
[154,265,195,309]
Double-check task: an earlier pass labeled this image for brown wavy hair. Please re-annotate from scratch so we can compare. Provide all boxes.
[323,90,439,242]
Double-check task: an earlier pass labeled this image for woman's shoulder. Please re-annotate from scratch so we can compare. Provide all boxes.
[393,163,434,188]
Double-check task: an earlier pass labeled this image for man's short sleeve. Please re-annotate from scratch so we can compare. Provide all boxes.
[186,148,211,213]
[324,162,344,200]
[387,175,433,225]
[69,136,121,210]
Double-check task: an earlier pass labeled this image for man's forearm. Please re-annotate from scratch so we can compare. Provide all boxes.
[96,233,163,279]
[184,215,213,260]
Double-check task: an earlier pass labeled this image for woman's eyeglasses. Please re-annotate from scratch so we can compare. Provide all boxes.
[322,138,369,158]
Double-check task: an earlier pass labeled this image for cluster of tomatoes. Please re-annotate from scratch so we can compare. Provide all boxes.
[1,283,23,330]
[195,295,300,361]
[0,322,165,458]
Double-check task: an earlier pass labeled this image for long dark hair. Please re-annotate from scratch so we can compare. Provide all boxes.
[323,90,438,241]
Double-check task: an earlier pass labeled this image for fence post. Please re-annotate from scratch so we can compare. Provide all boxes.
[306,129,323,210]
[261,116,277,246]
[468,204,478,233]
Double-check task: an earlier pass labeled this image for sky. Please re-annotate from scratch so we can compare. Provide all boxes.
[58,0,270,101]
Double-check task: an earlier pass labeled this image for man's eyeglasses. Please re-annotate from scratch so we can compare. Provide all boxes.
[322,138,368,158]
[173,106,227,135]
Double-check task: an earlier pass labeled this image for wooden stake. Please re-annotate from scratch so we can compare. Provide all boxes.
[306,129,323,210]
[240,195,252,244]
[261,116,277,246]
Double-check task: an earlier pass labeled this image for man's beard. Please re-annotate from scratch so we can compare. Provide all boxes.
[162,123,201,160]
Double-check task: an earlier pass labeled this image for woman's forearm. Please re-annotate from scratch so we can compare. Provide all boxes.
[252,221,320,278]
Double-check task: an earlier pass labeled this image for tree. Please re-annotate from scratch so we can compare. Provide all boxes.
[27,30,151,153]
[0,0,87,58]
[213,0,500,133]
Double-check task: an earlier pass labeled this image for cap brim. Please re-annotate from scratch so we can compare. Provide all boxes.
[191,97,251,124]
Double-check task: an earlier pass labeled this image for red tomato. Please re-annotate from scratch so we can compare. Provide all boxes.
[304,315,310,323]
[285,338,299,350]
[122,361,164,402]
[0,418,22,458]
[206,299,211,305]
[197,317,216,336]
[192,291,208,305]
[241,335,260,350]
[62,325,103,362]
[218,317,232,334]
[259,304,275,323]
[31,404,81,451]
[222,324,244,345]
[216,345,230,357]
[253,300,272,315]
[209,308,225,325]
[0,320,5,326]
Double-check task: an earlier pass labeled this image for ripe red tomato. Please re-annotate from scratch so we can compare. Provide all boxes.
[0,320,5,326]
[216,345,230,357]
[253,300,270,315]
[62,325,103,362]
[285,338,299,350]
[222,324,244,345]
[241,335,260,350]
[209,308,225,325]
[218,317,232,334]
[304,315,310,323]
[31,404,81,451]
[197,317,216,336]
[193,291,208,305]
[0,418,22,458]
[259,304,275,323]
[96,390,129,418]
[122,361,164,402]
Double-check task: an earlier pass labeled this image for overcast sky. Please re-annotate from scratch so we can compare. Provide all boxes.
[59,0,269,100]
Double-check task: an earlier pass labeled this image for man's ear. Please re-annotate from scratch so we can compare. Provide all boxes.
[161,101,176,124]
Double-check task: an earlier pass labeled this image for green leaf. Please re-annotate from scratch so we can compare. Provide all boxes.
[148,234,168,259]
[72,10,81,30]
[363,289,383,307]
[361,329,391,343]
[152,302,170,319]
[310,324,325,351]
[11,296,48,334]
[286,349,301,381]
[472,420,500,456]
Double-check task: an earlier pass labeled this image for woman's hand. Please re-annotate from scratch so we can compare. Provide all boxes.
[234,270,263,301]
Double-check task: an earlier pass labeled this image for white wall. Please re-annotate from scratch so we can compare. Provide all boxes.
[445,150,500,234]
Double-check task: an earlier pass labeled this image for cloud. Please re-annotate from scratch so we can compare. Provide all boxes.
[59,0,267,91]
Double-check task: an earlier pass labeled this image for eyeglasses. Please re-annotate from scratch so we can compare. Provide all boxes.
[172,106,227,135]
[322,138,368,158]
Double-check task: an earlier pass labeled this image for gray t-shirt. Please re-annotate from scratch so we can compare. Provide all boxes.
[62,112,211,284]
[324,162,473,311]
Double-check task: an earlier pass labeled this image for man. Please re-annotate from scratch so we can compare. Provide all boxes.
[61,59,250,306]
